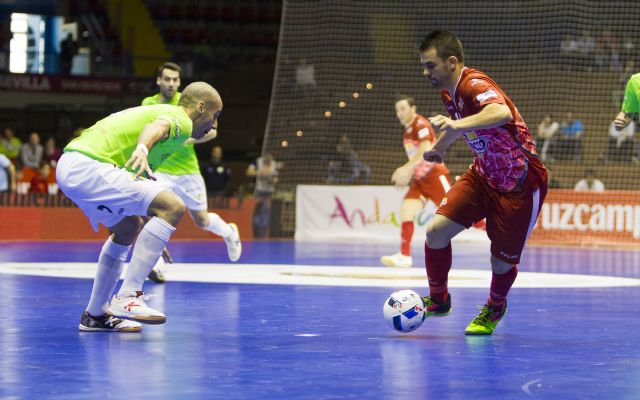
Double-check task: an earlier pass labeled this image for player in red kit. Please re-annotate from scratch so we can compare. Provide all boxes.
[418,30,548,335]
[381,96,451,268]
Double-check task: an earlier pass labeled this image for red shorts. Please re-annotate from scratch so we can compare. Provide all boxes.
[405,172,451,206]
[436,167,547,264]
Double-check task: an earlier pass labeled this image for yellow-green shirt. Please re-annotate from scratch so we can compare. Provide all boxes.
[141,92,200,175]
[64,105,192,173]
[622,73,640,114]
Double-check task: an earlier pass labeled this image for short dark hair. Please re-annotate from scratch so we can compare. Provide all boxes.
[419,30,464,64]
[157,62,181,78]
[395,95,416,107]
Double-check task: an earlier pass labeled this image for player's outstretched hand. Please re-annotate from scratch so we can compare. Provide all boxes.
[391,166,411,187]
[125,144,156,180]
[613,111,630,131]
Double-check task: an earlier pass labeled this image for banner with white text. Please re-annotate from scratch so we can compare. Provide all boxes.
[528,190,640,248]
[297,186,640,248]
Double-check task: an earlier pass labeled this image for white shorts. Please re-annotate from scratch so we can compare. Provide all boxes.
[56,152,168,231]
[154,172,207,211]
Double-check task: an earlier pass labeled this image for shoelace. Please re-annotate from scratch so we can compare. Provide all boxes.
[136,293,153,301]
[119,292,153,301]
[472,306,497,324]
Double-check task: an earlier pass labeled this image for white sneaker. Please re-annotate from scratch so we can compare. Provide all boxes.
[380,252,413,268]
[110,291,167,324]
[224,223,242,262]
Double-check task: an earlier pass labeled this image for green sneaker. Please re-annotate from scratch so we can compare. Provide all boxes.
[464,302,507,335]
[422,293,452,317]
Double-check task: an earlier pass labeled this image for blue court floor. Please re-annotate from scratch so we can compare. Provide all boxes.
[1,240,640,399]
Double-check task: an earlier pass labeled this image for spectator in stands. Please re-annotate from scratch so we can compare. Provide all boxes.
[59,33,78,75]
[29,163,50,193]
[246,153,281,238]
[20,131,43,169]
[295,58,316,96]
[606,119,635,162]
[560,112,584,161]
[576,30,596,70]
[536,114,559,162]
[327,134,371,183]
[0,128,21,163]
[560,34,579,66]
[201,145,231,196]
[42,137,62,168]
[574,169,605,192]
[0,153,16,192]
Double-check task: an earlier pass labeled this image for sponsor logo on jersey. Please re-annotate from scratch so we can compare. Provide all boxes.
[476,89,498,103]
[463,131,489,154]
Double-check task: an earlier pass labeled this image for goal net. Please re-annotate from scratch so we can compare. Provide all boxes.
[264,0,640,244]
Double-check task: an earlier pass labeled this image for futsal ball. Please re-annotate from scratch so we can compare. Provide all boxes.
[383,289,426,332]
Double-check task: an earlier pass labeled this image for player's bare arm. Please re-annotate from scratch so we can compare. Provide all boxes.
[125,118,172,179]
[425,103,512,163]
[613,111,633,131]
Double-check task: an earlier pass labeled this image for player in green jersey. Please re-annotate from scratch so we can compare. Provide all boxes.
[57,82,223,332]
[614,72,640,131]
[141,62,242,284]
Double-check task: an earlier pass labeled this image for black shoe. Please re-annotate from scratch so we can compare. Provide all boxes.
[79,311,142,332]
[422,293,452,317]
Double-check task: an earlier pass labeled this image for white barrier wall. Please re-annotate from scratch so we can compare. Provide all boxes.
[295,185,487,243]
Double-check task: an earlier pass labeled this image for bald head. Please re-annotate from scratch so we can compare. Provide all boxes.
[179,81,223,139]
[179,81,222,110]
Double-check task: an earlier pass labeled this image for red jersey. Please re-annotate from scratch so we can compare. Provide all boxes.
[440,67,546,192]
[403,114,448,180]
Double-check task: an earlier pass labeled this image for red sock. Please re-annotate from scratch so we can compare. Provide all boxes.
[400,221,414,256]
[424,242,452,303]
[488,265,518,309]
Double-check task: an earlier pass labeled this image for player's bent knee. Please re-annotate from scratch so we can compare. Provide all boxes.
[425,215,457,248]
[110,216,143,245]
[425,225,447,248]
[149,191,186,226]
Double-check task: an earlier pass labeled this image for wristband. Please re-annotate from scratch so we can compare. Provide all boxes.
[136,143,149,156]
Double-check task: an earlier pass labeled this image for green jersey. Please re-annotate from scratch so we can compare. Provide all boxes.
[64,105,192,173]
[622,73,640,114]
[141,92,181,106]
[141,92,200,175]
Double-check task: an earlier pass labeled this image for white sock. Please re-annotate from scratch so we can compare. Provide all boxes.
[86,237,131,316]
[204,212,232,238]
[118,217,175,296]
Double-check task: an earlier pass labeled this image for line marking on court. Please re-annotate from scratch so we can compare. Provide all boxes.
[0,262,639,288]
